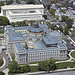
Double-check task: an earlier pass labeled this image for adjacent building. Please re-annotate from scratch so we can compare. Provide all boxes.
[1,4,44,22]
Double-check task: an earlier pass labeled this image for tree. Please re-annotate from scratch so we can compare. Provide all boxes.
[0,16,9,26]
[11,22,16,27]
[66,18,74,28]
[51,0,56,4]
[8,60,30,73]
[0,1,4,13]
[49,10,55,17]
[8,60,20,73]
[2,16,9,26]
[50,24,55,30]
[64,26,69,35]
[48,58,56,71]
[0,71,5,75]
[61,15,68,22]
[26,0,35,4]
[22,20,26,26]
[47,5,50,10]
[30,20,36,26]
[58,26,63,32]
[61,15,74,29]
[6,0,13,5]
[16,0,19,3]
[24,64,31,72]
[0,16,3,25]
[20,64,30,73]
[39,58,57,72]
[39,60,47,71]
[55,15,59,20]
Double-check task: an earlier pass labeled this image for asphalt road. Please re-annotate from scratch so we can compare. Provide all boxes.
[0,51,9,71]
[39,71,75,75]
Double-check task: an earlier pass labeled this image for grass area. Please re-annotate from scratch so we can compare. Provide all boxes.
[56,62,75,69]
[0,58,4,67]
[70,30,75,36]
[71,51,75,58]
[30,62,75,71]
[9,62,75,74]
[0,30,4,34]
[10,53,15,60]
[30,66,39,72]
[27,62,75,72]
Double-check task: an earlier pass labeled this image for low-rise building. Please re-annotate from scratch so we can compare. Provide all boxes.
[1,4,44,22]
[4,23,67,64]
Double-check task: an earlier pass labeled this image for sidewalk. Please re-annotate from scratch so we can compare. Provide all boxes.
[29,63,38,66]
[3,68,9,75]
[8,53,12,61]
[0,58,6,69]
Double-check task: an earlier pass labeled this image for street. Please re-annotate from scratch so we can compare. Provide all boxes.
[0,51,9,71]
[39,70,75,75]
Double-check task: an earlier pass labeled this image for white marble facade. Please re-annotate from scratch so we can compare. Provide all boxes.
[4,23,67,64]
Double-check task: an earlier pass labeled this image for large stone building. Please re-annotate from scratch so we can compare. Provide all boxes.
[1,4,44,22]
[4,23,67,64]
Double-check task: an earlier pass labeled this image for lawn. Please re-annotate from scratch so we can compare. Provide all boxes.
[10,53,15,60]
[71,51,75,58]
[71,30,75,36]
[0,30,4,34]
[30,62,75,71]
[0,58,4,67]
[56,62,75,69]
[30,66,39,72]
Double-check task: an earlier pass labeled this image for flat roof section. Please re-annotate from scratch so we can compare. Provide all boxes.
[15,42,26,52]
[1,4,44,10]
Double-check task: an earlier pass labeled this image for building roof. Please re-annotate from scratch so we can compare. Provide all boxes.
[14,26,29,30]
[49,31,62,37]
[8,30,24,41]
[7,10,42,16]
[1,4,44,10]
[15,42,26,52]
[5,25,13,29]
[39,24,50,33]
[42,35,59,45]
[28,22,44,33]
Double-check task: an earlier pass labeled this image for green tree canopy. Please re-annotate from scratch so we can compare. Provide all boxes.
[61,15,68,22]
[50,24,56,30]
[39,58,57,72]
[8,60,20,73]
[66,18,74,28]
[8,60,31,73]
[2,16,9,26]
[58,26,63,32]
[61,15,74,29]
[0,16,9,26]
[26,0,35,4]
[0,1,4,13]
[49,10,55,17]
[0,71,5,75]
[64,26,69,35]
[6,0,13,5]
